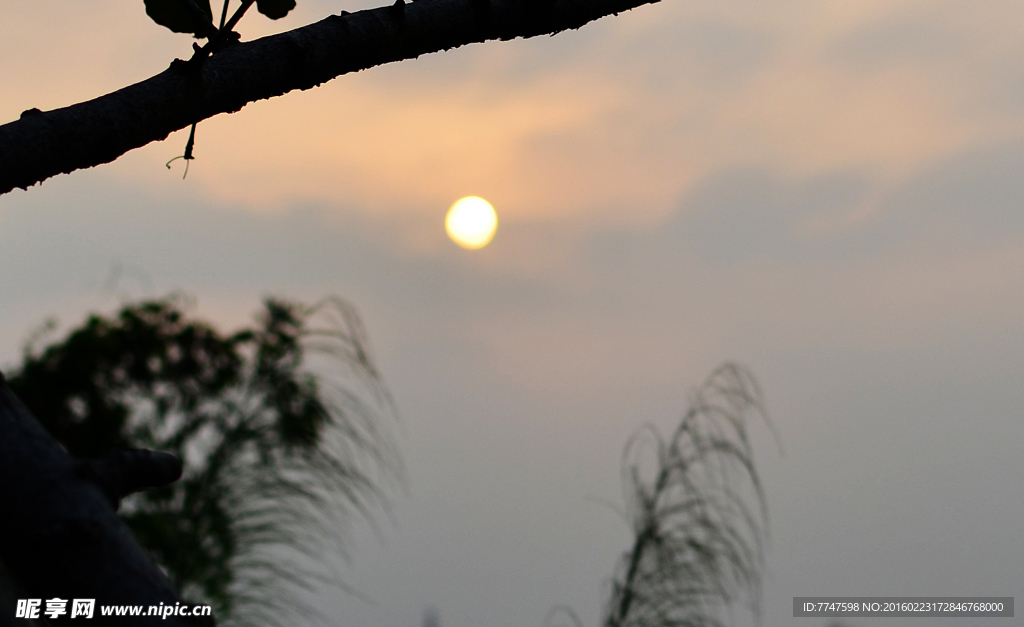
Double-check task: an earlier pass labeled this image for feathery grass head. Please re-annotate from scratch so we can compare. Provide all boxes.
[604,363,776,627]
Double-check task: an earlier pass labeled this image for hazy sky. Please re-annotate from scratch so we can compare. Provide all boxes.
[2,1,1024,626]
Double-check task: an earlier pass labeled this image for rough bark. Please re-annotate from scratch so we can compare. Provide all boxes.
[0,371,208,626]
[0,0,660,196]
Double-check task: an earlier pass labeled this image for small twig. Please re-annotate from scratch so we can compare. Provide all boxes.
[165,122,198,179]
[183,121,197,161]
[220,0,231,29]
[223,0,256,32]
[190,0,255,62]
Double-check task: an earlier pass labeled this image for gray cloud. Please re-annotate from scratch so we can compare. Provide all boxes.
[589,167,879,271]
[4,145,1024,627]
[588,138,1024,278]
[669,19,773,82]
[887,139,1024,234]
[827,20,963,72]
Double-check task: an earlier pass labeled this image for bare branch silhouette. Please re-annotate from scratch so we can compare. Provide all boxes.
[0,0,661,195]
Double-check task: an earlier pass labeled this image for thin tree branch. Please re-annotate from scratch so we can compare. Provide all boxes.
[0,0,660,196]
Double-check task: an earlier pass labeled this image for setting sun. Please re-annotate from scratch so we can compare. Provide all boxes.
[445,196,498,249]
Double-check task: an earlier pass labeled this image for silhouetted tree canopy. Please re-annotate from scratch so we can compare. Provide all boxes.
[6,296,399,626]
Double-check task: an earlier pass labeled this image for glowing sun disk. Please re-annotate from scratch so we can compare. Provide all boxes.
[446,197,498,249]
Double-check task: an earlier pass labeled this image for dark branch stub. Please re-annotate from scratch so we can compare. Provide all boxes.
[75,450,184,511]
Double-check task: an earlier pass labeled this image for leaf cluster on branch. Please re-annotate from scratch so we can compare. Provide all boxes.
[145,0,295,37]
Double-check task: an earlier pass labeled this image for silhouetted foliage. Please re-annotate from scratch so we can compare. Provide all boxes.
[604,364,775,627]
[145,0,295,38]
[6,295,399,626]
[548,364,776,627]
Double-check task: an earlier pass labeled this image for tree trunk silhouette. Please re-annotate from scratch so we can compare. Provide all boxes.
[0,372,210,626]
[0,0,660,196]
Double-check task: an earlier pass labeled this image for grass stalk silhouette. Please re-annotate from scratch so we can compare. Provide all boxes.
[601,363,777,627]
